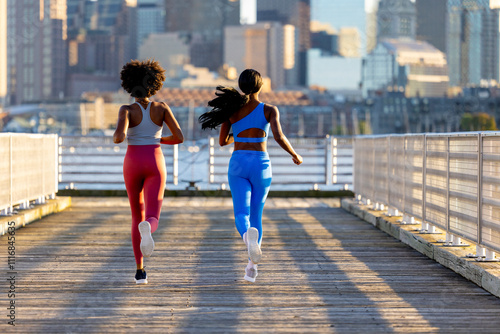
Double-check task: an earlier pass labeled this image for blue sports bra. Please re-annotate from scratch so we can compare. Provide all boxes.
[231,103,270,143]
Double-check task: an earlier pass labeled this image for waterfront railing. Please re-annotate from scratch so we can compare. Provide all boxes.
[59,136,353,190]
[0,133,58,216]
[354,132,500,260]
[59,135,179,189]
[208,136,352,187]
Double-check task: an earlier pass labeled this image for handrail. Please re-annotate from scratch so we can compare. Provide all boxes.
[59,136,178,189]
[58,136,353,190]
[354,132,500,259]
[0,133,58,215]
[208,136,353,188]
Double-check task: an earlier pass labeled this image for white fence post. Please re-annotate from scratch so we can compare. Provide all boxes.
[446,135,450,236]
[9,134,12,214]
[209,137,215,184]
[173,144,179,186]
[326,136,333,185]
[477,133,483,255]
[422,134,427,231]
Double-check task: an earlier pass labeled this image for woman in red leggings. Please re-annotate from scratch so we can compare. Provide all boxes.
[113,60,184,284]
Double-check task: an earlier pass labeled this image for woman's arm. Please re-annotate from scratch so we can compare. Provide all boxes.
[219,120,234,146]
[113,106,129,144]
[268,105,303,165]
[161,103,184,144]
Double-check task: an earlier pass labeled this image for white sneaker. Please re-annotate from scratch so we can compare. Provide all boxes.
[244,265,258,283]
[138,221,154,257]
[246,227,262,264]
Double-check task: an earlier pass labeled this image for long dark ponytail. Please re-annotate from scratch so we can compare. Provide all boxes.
[198,86,248,130]
[199,69,263,130]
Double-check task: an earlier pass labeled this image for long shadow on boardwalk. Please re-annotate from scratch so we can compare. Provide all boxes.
[5,198,500,333]
[3,200,253,333]
[170,208,252,332]
[21,205,139,333]
[267,207,402,332]
[301,206,500,332]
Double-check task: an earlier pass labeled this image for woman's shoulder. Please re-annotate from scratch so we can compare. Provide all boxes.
[151,101,170,110]
[118,104,135,116]
[263,103,278,116]
[261,103,278,123]
[263,102,277,110]
[120,103,135,110]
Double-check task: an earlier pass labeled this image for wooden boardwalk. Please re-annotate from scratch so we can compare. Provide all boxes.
[2,197,500,333]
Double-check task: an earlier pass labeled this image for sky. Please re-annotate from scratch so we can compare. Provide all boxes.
[241,0,382,25]
[312,0,366,29]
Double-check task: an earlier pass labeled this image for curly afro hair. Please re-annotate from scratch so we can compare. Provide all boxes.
[120,59,166,98]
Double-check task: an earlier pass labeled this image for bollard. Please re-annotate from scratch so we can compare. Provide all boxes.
[485,249,497,262]
[19,200,30,210]
[386,207,394,216]
[467,245,485,259]
[401,214,418,225]
[477,245,486,258]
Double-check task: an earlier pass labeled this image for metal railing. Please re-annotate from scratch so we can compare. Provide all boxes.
[59,136,178,189]
[58,136,353,190]
[208,136,353,188]
[0,133,58,215]
[354,132,500,260]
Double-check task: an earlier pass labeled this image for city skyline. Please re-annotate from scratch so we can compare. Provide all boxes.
[1,0,499,108]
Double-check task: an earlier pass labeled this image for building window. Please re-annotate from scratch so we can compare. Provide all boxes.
[400,17,410,36]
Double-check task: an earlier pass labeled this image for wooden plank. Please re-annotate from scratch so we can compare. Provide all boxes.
[1,197,500,333]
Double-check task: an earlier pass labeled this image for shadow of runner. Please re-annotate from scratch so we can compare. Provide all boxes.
[305,206,500,332]
[0,203,136,332]
[266,206,398,333]
[171,208,252,333]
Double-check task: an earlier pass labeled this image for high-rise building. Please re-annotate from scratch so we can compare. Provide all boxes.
[366,9,377,53]
[67,0,138,34]
[67,0,137,54]
[137,0,165,50]
[66,0,138,97]
[7,0,67,105]
[310,21,338,55]
[224,22,297,89]
[311,0,366,55]
[0,0,7,106]
[257,0,310,85]
[164,0,241,71]
[447,0,499,86]
[416,0,447,52]
[338,27,362,58]
[139,32,190,78]
[363,39,449,98]
[377,0,416,41]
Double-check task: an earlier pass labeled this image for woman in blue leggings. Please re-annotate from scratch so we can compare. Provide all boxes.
[199,69,303,283]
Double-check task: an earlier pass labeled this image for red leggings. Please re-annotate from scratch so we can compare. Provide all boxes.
[123,145,166,265]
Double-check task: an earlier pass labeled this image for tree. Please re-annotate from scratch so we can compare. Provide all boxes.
[460,112,497,131]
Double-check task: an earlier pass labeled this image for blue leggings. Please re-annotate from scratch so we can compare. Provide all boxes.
[228,150,272,245]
